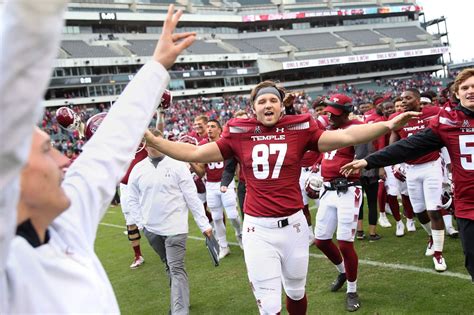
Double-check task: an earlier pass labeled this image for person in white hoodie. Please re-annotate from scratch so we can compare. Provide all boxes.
[128,128,212,315]
[0,3,195,313]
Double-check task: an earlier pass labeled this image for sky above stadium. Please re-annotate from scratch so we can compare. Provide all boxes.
[417,0,473,64]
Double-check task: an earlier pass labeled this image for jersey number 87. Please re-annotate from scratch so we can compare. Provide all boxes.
[252,143,287,179]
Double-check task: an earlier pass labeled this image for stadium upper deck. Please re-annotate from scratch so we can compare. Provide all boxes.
[7,0,447,106]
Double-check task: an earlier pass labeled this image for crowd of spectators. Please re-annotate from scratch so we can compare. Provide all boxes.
[40,71,461,160]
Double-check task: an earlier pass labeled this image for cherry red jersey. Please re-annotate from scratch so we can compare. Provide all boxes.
[375,116,390,151]
[121,148,148,184]
[430,108,474,220]
[364,112,383,124]
[301,150,321,168]
[216,114,323,217]
[188,130,207,143]
[321,119,363,181]
[199,138,225,182]
[390,106,441,164]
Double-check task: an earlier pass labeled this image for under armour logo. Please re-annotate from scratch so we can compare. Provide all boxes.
[276,127,284,132]
[254,126,261,134]
[293,223,301,233]
[462,120,470,127]
[247,227,255,232]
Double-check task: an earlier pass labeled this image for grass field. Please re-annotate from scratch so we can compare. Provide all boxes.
[96,204,474,314]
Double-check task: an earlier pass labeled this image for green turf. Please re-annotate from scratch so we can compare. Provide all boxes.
[96,204,474,314]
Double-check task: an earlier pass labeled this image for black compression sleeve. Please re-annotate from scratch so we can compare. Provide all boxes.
[365,128,444,169]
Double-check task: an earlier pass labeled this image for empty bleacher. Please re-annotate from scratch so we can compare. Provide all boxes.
[61,41,121,58]
[334,30,383,46]
[226,37,287,53]
[125,40,157,56]
[282,33,341,51]
[223,39,260,53]
[185,41,229,54]
[374,26,429,42]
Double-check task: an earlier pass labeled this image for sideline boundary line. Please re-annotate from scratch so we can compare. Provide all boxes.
[99,222,470,280]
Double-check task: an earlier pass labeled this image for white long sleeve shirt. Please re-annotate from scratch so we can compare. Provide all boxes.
[128,156,212,236]
[0,0,68,312]
[3,57,170,313]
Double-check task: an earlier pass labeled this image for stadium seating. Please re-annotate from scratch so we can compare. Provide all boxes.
[185,40,230,54]
[124,40,157,56]
[61,41,121,58]
[335,30,384,46]
[374,26,430,42]
[282,33,342,51]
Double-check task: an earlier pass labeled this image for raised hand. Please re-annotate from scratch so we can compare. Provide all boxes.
[340,159,368,177]
[387,111,421,131]
[153,4,196,69]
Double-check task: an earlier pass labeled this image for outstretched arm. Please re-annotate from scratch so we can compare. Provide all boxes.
[145,131,224,163]
[59,5,196,248]
[0,0,68,309]
[340,128,444,176]
[317,111,420,152]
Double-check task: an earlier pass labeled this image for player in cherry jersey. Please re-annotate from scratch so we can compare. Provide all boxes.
[191,119,243,259]
[385,88,447,271]
[341,68,474,282]
[314,94,365,312]
[144,80,419,314]
[377,101,416,236]
[120,146,148,269]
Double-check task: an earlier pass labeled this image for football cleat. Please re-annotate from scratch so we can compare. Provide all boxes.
[446,226,459,238]
[330,273,347,292]
[378,213,392,228]
[218,246,230,259]
[433,253,447,272]
[369,234,382,242]
[425,237,435,256]
[406,218,416,232]
[346,292,361,312]
[396,221,405,237]
[130,256,145,269]
[356,231,366,240]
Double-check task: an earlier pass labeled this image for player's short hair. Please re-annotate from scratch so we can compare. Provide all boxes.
[452,68,474,95]
[207,119,222,130]
[250,81,286,108]
[234,110,248,118]
[405,88,421,99]
[194,115,209,124]
[392,96,402,103]
[149,128,163,138]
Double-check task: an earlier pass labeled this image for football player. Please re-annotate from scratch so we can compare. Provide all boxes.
[144,80,418,314]
[341,68,474,282]
[191,120,243,259]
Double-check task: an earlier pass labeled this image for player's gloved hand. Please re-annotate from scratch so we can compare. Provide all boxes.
[220,186,228,193]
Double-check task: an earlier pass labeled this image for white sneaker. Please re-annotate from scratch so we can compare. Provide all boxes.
[396,221,405,237]
[378,213,392,228]
[385,204,393,215]
[218,246,230,260]
[406,218,416,232]
[433,254,447,272]
[425,238,435,256]
[446,226,459,238]
[130,256,145,269]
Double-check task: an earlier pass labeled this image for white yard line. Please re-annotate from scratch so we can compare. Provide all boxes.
[100,222,471,280]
